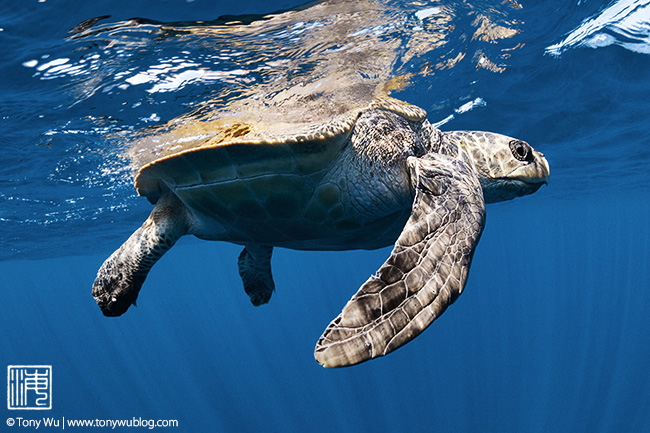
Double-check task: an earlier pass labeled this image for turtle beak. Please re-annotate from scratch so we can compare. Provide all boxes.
[508,150,550,186]
[538,152,550,185]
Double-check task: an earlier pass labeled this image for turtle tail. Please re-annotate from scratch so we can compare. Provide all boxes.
[92,192,189,316]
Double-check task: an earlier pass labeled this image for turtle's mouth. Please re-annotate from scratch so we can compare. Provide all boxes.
[504,157,550,187]
[514,179,545,194]
[481,177,546,203]
[502,178,548,187]
[495,178,545,194]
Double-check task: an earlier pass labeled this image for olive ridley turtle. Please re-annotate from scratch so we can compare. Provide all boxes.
[92,96,549,367]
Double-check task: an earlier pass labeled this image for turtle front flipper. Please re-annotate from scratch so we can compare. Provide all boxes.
[314,154,486,367]
[238,244,274,306]
[92,192,189,316]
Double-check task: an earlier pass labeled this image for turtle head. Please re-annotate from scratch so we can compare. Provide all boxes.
[440,131,550,203]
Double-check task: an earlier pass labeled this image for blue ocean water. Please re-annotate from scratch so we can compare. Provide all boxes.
[1,0,649,431]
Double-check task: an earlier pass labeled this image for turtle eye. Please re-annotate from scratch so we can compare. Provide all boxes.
[509,140,531,162]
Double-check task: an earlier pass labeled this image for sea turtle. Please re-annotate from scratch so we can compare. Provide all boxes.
[92,96,549,367]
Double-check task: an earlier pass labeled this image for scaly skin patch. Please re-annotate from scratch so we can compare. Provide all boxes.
[440,131,549,203]
[92,193,188,316]
[238,244,274,306]
[314,154,485,367]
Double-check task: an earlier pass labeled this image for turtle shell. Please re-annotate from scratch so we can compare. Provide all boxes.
[134,97,426,207]
[130,97,425,247]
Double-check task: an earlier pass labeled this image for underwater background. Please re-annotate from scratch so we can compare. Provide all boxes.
[1,0,649,431]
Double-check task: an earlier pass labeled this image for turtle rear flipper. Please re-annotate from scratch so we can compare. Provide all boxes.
[314,154,486,367]
[92,192,189,316]
[238,245,275,306]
